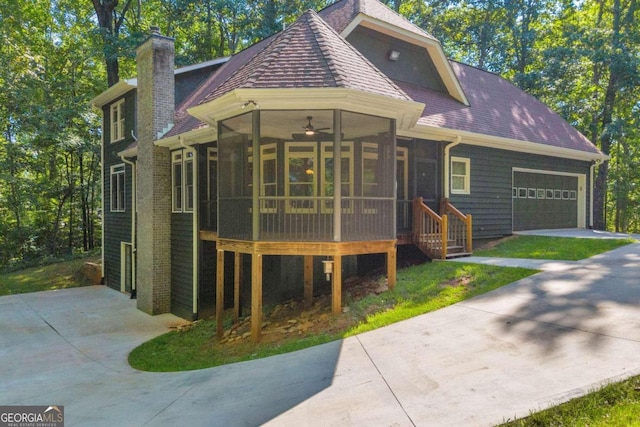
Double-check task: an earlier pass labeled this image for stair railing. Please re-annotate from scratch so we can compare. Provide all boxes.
[440,198,473,254]
[413,197,447,259]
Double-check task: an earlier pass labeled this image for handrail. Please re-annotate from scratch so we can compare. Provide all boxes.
[413,197,473,258]
[413,197,447,259]
[440,198,473,253]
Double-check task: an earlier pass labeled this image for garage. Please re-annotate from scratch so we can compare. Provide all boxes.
[513,170,581,231]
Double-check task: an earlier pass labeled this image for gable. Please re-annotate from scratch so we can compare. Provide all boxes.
[346,26,446,93]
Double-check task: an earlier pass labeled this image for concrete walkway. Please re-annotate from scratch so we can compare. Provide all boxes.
[2,232,640,426]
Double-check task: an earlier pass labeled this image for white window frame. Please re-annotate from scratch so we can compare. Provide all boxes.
[110,163,126,212]
[285,142,317,214]
[172,151,183,212]
[172,150,195,213]
[110,99,125,143]
[321,141,354,214]
[450,157,470,195]
[260,144,278,213]
[362,142,379,214]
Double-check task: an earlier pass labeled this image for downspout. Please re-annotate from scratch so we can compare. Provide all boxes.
[589,160,602,229]
[443,135,462,198]
[180,136,199,320]
[120,154,136,294]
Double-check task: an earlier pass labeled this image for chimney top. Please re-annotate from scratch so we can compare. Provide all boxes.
[150,26,161,35]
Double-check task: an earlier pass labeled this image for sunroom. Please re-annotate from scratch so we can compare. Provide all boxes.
[187,86,424,341]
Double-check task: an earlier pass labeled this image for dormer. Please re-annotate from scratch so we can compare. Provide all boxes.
[320,0,469,105]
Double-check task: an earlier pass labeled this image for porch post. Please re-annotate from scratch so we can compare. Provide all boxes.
[234,252,242,323]
[333,110,342,242]
[251,253,263,342]
[387,247,396,290]
[216,248,225,339]
[331,255,342,313]
[304,255,313,307]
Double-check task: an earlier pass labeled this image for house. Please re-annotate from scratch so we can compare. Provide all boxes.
[91,0,607,341]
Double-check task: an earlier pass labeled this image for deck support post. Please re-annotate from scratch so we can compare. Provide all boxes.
[332,255,342,314]
[251,253,263,342]
[387,247,396,289]
[234,252,242,323]
[304,255,313,307]
[216,249,225,339]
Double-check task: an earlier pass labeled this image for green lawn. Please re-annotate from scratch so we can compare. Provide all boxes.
[499,374,640,426]
[474,235,634,260]
[129,262,535,372]
[0,256,98,296]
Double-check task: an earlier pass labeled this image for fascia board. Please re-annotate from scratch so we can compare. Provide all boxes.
[187,88,425,131]
[156,127,215,150]
[342,15,469,106]
[90,80,136,109]
[401,125,609,162]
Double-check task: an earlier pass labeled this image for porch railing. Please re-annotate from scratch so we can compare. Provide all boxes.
[412,197,472,259]
[440,198,473,255]
[217,196,395,242]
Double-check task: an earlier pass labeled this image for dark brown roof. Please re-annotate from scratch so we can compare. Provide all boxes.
[319,0,436,40]
[202,9,410,102]
[397,61,601,154]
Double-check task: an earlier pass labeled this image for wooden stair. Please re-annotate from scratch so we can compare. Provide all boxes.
[412,198,472,260]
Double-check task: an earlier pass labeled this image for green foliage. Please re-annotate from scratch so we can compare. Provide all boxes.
[499,375,640,426]
[0,253,99,296]
[474,236,634,260]
[128,262,535,371]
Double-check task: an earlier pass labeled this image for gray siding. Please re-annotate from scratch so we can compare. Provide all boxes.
[102,90,136,291]
[449,144,591,238]
[171,213,194,319]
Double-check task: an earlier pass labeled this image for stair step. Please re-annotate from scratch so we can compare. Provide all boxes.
[445,252,472,259]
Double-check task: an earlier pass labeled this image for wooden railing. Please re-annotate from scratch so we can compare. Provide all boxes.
[440,198,473,255]
[413,197,472,259]
[413,197,447,259]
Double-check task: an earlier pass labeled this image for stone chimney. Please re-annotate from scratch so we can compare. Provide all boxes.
[135,27,174,315]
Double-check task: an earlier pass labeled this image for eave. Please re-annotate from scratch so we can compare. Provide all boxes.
[188,87,425,132]
[90,79,137,109]
[401,124,609,163]
[341,14,469,106]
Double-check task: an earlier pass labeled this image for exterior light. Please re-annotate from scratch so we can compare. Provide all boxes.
[388,50,400,61]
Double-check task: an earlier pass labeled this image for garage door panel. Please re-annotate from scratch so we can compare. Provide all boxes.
[513,172,577,231]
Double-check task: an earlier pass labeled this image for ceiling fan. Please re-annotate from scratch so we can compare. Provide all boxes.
[302,116,329,136]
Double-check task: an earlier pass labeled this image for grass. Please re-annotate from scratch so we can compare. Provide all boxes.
[499,374,640,426]
[474,235,635,261]
[128,262,535,372]
[0,255,99,296]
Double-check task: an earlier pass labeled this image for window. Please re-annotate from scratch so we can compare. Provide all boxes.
[321,142,354,213]
[285,143,317,213]
[110,99,125,143]
[451,157,470,194]
[261,144,278,213]
[110,164,125,212]
[537,189,546,199]
[172,150,195,213]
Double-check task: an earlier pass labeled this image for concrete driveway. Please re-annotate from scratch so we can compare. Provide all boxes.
[1,231,639,426]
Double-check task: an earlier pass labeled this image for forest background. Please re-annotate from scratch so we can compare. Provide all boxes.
[0,0,638,268]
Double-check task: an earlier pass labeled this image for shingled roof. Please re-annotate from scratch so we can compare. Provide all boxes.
[319,0,437,40]
[397,61,602,155]
[201,9,410,103]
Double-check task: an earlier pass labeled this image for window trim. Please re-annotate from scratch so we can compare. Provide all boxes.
[172,151,183,212]
[321,141,354,214]
[110,163,126,212]
[450,156,470,195]
[110,99,125,143]
[285,142,317,214]
[260,143,278,213]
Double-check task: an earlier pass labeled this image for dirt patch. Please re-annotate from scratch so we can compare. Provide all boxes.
[196,275,393,346]
[476,235,518,250]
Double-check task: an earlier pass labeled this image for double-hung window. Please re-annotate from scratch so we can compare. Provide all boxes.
[451,157,471,195]
[110,164,126,212]
[172,150,194,213]
[110,99,125,143]
[285,143,317,213]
